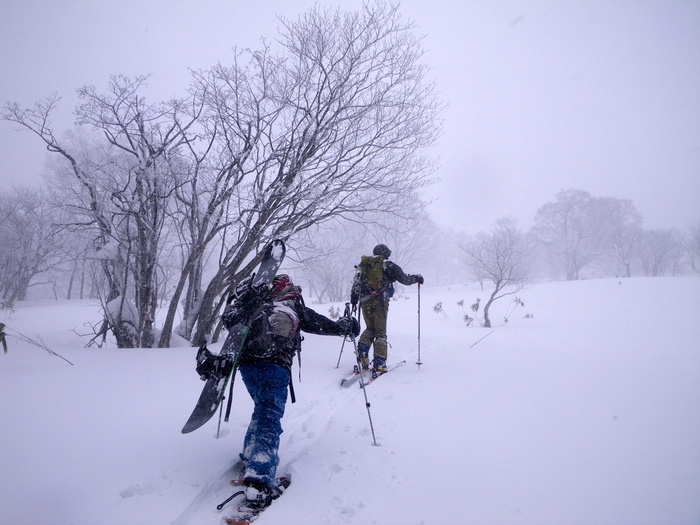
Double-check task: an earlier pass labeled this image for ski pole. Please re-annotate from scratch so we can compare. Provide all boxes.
[217,369,237,439]
[349,333,378,446]
[335,303,352,368]
[416,283,422,368]
[335,338,346,369]
[335,302,361,368]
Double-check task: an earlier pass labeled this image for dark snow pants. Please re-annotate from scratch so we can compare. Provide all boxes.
[239,362,289,487]
[358,295,389,361]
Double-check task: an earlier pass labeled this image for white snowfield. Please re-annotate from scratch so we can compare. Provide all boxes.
[1,276,698,525]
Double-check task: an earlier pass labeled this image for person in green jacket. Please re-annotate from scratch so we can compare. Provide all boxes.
[350,244,423,374]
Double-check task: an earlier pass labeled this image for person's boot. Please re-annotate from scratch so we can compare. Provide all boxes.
[243,478,275,508]
[373,356,387,376]
[358,343,370,370]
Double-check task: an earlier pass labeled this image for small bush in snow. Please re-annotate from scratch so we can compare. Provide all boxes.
[503,297,525,324]
[328,306,341,320]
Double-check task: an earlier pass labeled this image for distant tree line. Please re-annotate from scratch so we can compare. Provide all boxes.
[2,183,695,308]
[530,189,695,280]
[456,189,698,326]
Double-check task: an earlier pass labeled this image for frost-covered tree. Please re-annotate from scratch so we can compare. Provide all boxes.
[460,217,532,328]
[533,189,641,280]
[0,186,62,302]
[689,222,700,272]
[4,76,199,347]
[611,224,644,277]
[183,2,442,345]
[292,224,362,303]
[3,2,441,348]
[638,228,685,276]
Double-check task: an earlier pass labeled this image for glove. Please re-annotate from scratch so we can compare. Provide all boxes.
[221,306,237,330]
[336,316,360,337]
[414,274,424,285]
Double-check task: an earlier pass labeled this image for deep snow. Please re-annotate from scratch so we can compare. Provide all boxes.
[1,276,699,525]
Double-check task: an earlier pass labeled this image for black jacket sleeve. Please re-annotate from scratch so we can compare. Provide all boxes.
[385,261,420,286]
[298,304,344,336]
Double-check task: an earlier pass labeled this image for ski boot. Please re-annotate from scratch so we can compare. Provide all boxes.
[358,343,370,370]
[372,356,387,378]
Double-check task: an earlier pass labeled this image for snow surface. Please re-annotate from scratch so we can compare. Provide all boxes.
[1,276,699,525]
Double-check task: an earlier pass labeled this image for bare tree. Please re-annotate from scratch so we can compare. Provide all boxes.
[184,2,442,345]
[292,223,360,303]
[4,76,199,347]
[689,222,700,272]
[0,186,62,302]
[360,204,434,270]
[611,224,644,277]
[638,228,685,276]
[3,2,441,348]
[533,189,641,280]
[460,217,532,328]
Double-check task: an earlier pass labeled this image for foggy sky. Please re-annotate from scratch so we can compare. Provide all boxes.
[1,0,698,234]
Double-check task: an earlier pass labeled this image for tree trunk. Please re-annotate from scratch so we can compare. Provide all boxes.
[482,283,504,328]
[158,257,200,348]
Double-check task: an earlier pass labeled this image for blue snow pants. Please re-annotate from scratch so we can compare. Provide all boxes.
[238,362,289,487]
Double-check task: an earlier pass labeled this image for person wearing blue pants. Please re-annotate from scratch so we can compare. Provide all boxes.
[238,362,289,488]
[228,274,358,507]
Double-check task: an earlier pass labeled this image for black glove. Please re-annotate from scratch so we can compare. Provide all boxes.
[221,304,242,330]
[336,316,360,337]
[414,274,424,285]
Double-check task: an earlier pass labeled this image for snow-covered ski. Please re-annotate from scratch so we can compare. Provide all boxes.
[365,360,407,385]
[340,360,406,388]
[181,240,286,434]
[339,364,373,388]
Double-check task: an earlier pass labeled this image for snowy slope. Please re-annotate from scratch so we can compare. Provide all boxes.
[1,276,699,525]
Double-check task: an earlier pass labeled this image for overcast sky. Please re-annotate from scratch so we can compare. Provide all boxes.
[1,0,698,234]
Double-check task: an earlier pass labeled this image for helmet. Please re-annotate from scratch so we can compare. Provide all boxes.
[372,244,391,258]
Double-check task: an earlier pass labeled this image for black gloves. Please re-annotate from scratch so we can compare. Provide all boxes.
[413,274,424,285]
[336,316,360,337]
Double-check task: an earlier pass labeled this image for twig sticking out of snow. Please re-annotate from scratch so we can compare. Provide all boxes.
[5,328,74,366]
[469,330,495,349]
